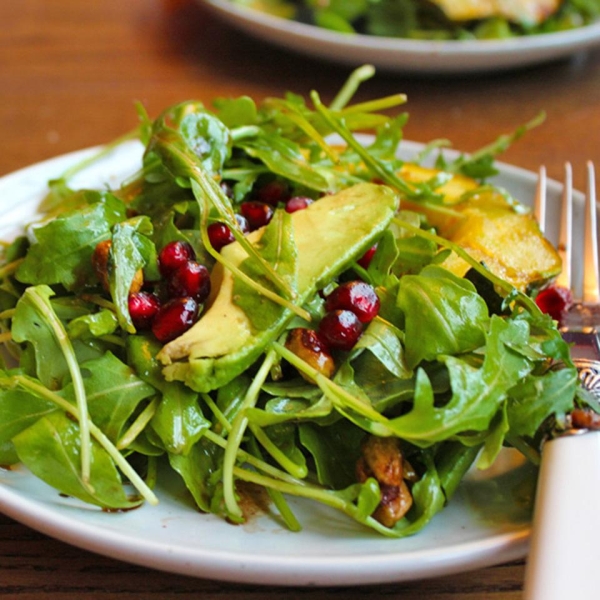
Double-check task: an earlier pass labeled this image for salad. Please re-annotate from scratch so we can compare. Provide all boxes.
[0,66,597,538]
[229,0,600,40]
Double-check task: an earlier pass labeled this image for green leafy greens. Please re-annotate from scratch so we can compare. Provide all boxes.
[0,66,595,537]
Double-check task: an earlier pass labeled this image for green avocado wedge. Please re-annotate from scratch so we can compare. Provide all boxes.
[157,182,399,393]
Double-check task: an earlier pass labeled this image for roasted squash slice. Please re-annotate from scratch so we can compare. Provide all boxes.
[399,163,562,291]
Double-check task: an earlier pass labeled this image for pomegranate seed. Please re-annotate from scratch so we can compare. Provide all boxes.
[207,222,234,251]
[357,244,377,269]
[128,291,161,329]
[285,196,313,213]
[159,241,195,277]
[152,297,199,343]
[168,261,211,303]
[255,180,290,206]
[240,201,274,230]
[325,281,380,324]
[318,310,363,352]
[207,215,250,252]
[535,285,574,324]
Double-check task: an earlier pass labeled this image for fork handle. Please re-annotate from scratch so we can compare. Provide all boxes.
[523,431,600,600]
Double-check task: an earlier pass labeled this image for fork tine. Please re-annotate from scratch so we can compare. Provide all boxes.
[556,163,573,290]
[534,165,547,232]
[583,161,599,304]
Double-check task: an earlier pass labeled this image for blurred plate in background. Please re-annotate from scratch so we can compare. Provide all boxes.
[201,0,600,74]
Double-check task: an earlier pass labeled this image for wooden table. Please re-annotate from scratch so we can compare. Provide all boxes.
[1,1,599,597]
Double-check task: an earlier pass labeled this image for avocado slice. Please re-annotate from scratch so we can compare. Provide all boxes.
[157,183,399,393]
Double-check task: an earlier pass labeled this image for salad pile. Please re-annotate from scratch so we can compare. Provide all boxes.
[230,0,600,40]
[0,66,597,537]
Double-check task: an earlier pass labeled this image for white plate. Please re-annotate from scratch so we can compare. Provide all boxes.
[201,0,600,73]
[0,140,581,586]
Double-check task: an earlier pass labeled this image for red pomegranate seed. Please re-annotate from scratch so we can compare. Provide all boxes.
[207,215,250,252]
[159,241,195,277]
[207,222,234,251]
[357,244,377,269]
[325,281,380,324]
[255,180,290,206]
[285,196,313,213]
[168,261,211,303]
[240,201,274,230]
[128,291,161,329]
[318,310,364,352]
[535,285,574,324]
[152,297,199,343]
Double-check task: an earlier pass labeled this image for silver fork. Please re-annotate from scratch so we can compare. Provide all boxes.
[524,162,600,600]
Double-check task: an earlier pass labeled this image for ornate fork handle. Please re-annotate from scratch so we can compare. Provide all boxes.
[572,357,600,397]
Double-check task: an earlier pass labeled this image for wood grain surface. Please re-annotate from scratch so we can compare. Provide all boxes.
[1,0,599,597]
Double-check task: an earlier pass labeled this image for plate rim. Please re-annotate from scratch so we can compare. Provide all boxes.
[201,0,600,72]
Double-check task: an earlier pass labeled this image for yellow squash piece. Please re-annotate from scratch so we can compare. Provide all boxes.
[429,0,562,25]
[399,163,562,291]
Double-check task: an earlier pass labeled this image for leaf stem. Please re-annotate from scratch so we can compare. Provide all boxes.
[222,349,278,520]
[273,342,390,425]
[329,64,376,111]
[26,288,92,485]
[248,422,308,479]
[201,393,232,433]
[7,374,158,505]
[117,397,160,450]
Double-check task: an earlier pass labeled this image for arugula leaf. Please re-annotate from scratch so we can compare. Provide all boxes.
[61,352,156,443]
[16,192,126,290]
[0,384,57,464]
[109,216,155,332]
[398,265,490,368]
[150,386,210,455]
[13,411,141,509]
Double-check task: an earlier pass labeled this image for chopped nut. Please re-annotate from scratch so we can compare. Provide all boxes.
[92,239,143,294]
[571,408,600,431]
[284,328,335,383]
[356,435,414,527]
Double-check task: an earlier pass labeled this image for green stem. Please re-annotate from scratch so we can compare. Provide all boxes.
[329,65,376,111]
[340,94,408,115]
[0,258,24,280]
[311,91,416,198]
[232,465,393,536]
[201,393,232,433]
[247,436,302,532]
[117,397,160,450]
[248,422,308,479]
[27,288,92,485]
[8,375,158,505]
[203,429,308,487]
[273,342,389,425]
[222,349,278,520]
